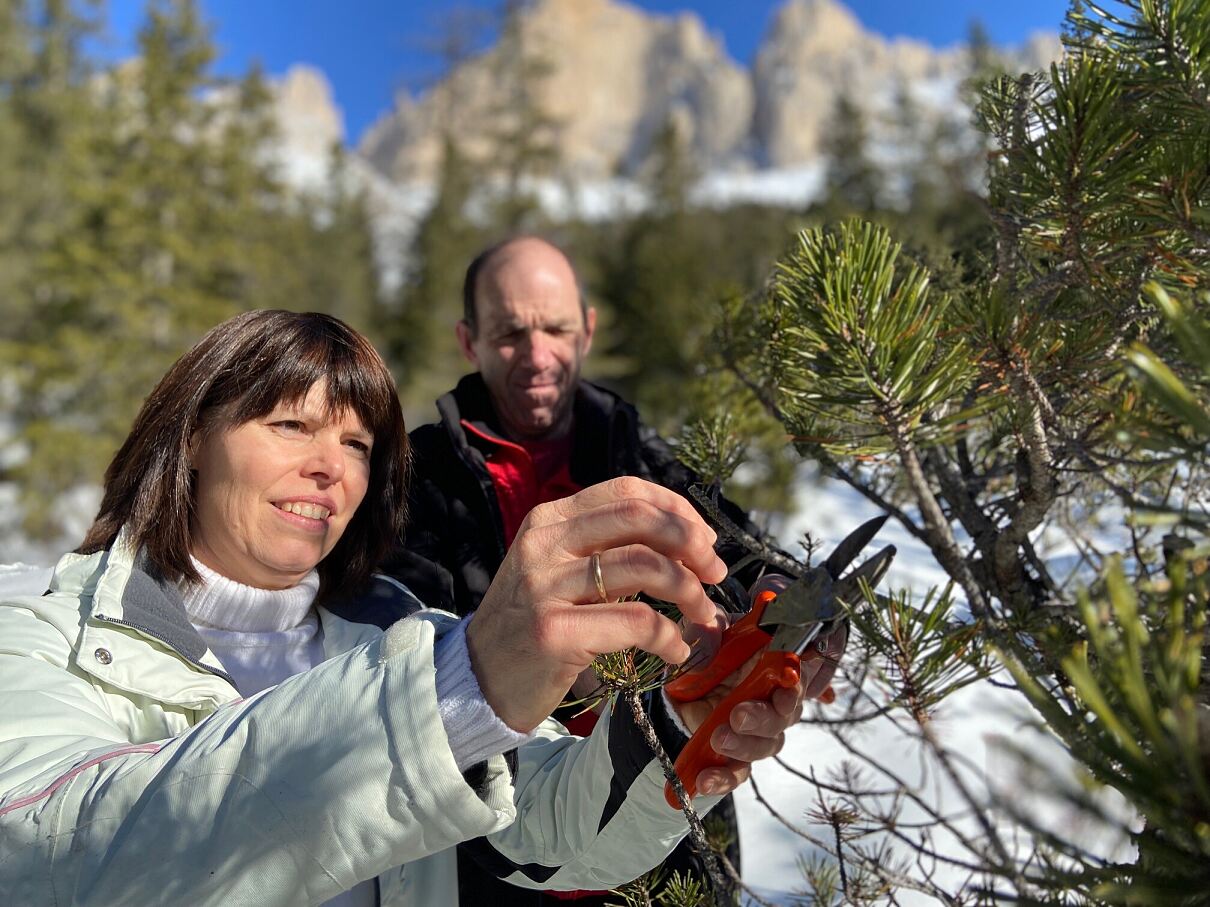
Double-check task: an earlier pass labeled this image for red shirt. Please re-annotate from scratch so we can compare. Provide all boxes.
[461,420,583,547]
[462,420,605,900]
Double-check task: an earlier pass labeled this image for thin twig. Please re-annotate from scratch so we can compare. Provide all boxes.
[686,485,804,578]
[622,689,731,906]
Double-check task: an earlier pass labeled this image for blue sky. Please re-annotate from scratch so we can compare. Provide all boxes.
[97,0,1071,144]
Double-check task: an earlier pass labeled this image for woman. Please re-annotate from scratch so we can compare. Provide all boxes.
[0,311,820,906]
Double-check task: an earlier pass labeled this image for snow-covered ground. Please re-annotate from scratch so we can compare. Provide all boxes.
[0,471,1132,904]
[732,472,1133,903]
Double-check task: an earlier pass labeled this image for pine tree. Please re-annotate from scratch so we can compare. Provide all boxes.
[1,0,324,539]
[0,0,98,350]
[0,0,102,529]
[820,89,881,215]
[596,118,705,432]
[305,145,381,333]
[383,137,486,425]
[483,0,561,230]
[695,0,1210,899]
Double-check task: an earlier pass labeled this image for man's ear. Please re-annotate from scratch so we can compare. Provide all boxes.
[583,306,597,356]
[455,320,478,366]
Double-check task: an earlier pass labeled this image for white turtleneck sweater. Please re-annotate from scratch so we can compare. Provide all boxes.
[181,558,529,907]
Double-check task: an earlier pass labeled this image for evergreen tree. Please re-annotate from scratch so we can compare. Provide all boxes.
[589,122,802,515]
[0,0,37,354]
[820,89,882,215]
[0,0,98,348]
[305,146,381,333]
[0,0,337,538]
[483,0,561,230]
[384,137,485,424]
[260,142,381,333]
[596,118,704,433]
[694,0,1210,899]
[0,0,100,525]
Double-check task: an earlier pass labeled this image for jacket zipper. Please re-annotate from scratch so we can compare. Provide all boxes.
[93,614,236,686]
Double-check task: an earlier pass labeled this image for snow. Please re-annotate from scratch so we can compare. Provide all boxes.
[0,471,1133,904]
[0,561,52,598]
[693,163,827,211]
[735,471,1135,903]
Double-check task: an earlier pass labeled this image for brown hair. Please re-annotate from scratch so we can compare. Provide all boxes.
[79,310,409,602]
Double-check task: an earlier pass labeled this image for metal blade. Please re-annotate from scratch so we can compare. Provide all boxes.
[758,541,897,657]
[759,569,838,651]
[823,514,890,580]
[833,545,897,605]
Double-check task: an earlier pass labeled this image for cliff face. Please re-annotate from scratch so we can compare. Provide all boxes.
[358,0,752,183]
[752,0,1059,167]
[351,0,1061,183]
[281,0,1061,185]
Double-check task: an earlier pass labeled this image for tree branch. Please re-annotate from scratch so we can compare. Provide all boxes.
[880,399,990,616]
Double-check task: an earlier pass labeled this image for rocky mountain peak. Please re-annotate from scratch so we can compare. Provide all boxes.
[358,0,750,182]
[273,65,345,159]
[767,0,865,53]
[351,0,1060,183]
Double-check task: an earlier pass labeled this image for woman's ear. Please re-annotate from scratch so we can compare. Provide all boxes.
[186,429,200,471]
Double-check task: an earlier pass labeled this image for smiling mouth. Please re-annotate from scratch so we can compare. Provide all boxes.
[274,501,331,520]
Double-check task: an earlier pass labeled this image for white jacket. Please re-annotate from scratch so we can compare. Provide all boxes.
[0,543,710,905]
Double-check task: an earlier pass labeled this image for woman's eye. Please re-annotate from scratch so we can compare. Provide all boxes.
[345,439,371,457]
[273,420,305,433]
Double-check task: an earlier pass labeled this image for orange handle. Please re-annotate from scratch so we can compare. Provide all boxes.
[663,648,801,809]
[665,590,777,703]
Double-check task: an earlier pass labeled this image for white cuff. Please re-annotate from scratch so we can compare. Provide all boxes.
[433,614,532,771]
[661,686,693,738]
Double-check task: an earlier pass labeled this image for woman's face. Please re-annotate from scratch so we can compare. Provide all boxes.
[189,382,373,589]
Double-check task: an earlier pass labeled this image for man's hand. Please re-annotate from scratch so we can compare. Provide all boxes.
[467,477,727,733]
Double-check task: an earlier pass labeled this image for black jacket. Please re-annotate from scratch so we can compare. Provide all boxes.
[383,373,766,616]
[383,373,757,906]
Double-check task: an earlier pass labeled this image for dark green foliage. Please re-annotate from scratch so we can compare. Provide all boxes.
[484,0,561,230]
[821,91,882,215]
[609,867,715,907]
[998,557,1209,904]
[0,0,381,539]
[849,584,993,719]
[381,138,493,425]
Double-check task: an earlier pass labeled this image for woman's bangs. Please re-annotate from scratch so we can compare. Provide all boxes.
[320,339,398,440]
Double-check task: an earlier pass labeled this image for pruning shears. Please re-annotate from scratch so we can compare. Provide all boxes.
[663,515,896,808]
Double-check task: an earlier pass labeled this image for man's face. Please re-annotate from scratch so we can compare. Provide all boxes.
[457,240,595,441]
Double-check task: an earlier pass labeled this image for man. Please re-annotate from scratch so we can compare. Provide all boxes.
[385,236,781,905]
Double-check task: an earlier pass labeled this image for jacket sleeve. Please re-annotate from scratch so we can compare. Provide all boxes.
[458,692,721,891]
[0,601,516,907]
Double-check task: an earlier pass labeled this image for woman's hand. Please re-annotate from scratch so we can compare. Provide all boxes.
[669,576,847,797]
[466,477,727,733]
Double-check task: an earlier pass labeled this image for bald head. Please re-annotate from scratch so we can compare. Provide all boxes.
[462,237,588,336]
[456,236,597,441]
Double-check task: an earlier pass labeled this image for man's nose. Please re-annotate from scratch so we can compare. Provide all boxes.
[522,332,557,369]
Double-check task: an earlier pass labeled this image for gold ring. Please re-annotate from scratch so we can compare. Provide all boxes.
[591,551,608,602]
